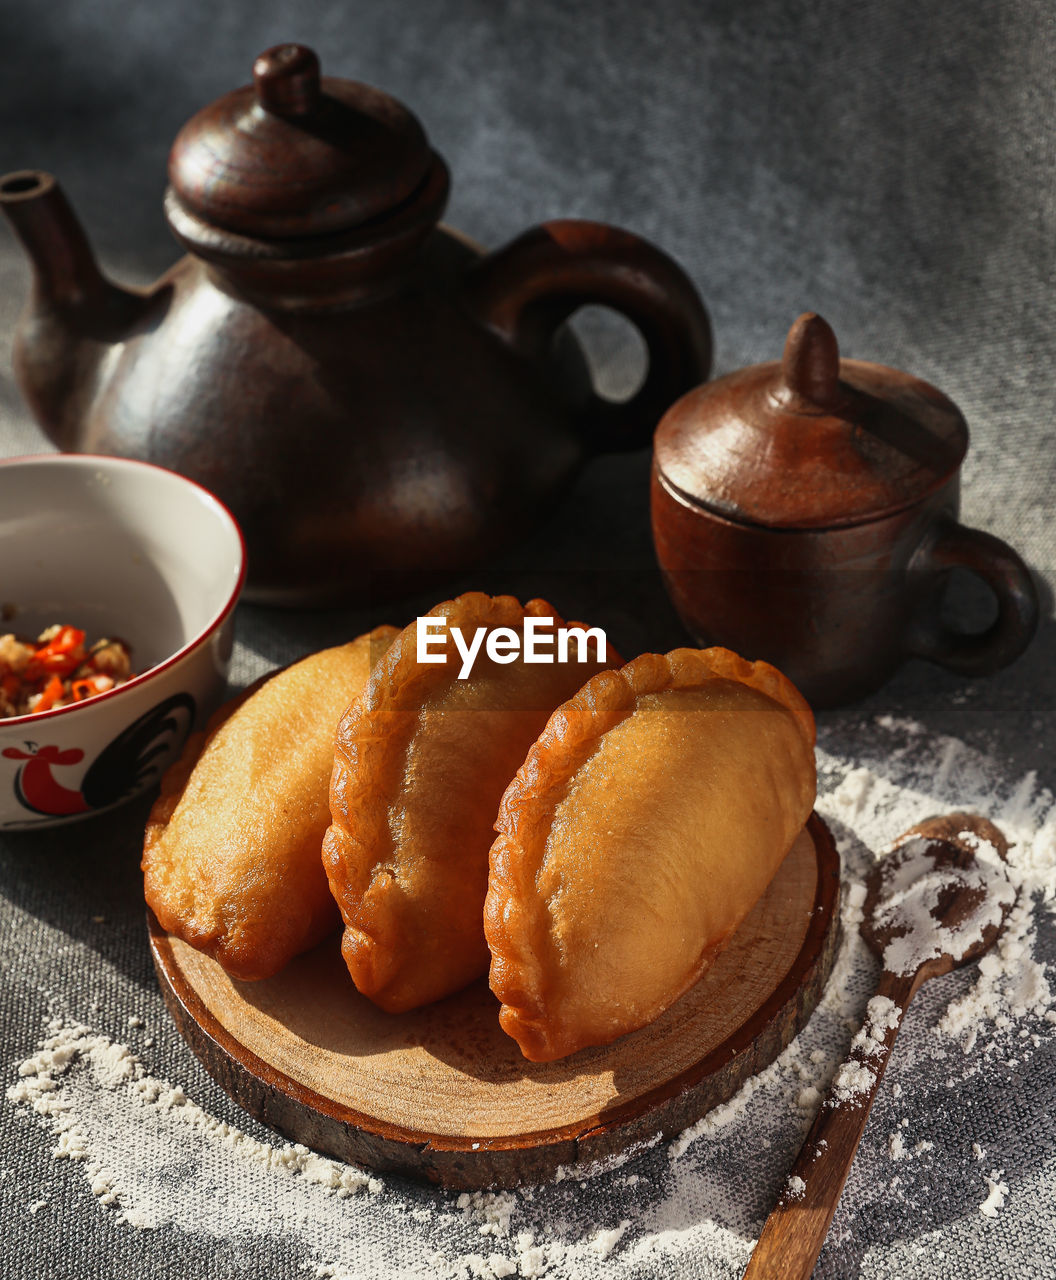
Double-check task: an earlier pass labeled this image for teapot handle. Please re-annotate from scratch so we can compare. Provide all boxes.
[464,220,712,452]
[907,514,1039,674]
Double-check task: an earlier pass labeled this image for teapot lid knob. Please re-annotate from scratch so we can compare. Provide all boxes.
[778,312,843,411]
[168,43,444,239]
[253,44,321,118]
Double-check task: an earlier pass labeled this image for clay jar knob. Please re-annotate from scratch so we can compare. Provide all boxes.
[774,312,845,414]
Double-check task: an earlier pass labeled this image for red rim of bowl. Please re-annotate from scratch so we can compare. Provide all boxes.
[0,453,247,728]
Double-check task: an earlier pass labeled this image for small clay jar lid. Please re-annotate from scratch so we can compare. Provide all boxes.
[653,313,968,529]
[167,43,436,239]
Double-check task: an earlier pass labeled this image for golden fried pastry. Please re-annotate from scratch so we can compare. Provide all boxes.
[323,593,615,1012]
[485,648,816,1061]
[143,628,398,980]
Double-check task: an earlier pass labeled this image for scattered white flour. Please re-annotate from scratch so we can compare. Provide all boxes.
[870,836,1017,978]
[979,1170,1009,1217]
[824,993,902,1115]
[821,994,903,1111]
[853,997,902,1056]
[5,713,1055,1277]
[831,1059,877,1105]
[588,1221,631,1258]
[6,1020,643,1280]
[8,1021,382,1218]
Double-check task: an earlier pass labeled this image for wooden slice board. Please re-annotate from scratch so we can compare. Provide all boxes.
[149,811,840,1190]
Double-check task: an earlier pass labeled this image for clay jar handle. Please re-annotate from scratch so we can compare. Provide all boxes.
[465,220,712,451]
[908,514,1039,674]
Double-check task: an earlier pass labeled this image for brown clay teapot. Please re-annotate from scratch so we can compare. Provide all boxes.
[652,313,1039,707]
[0,44,712,605]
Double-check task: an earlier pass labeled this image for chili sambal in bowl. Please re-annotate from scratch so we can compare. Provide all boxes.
[0,454,245,829]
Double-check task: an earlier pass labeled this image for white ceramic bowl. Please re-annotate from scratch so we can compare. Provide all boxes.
[0,454,245,830]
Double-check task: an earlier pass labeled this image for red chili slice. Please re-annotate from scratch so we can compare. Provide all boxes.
[25,627,87,680]
[33,674,66,712]
[71,675,115,701]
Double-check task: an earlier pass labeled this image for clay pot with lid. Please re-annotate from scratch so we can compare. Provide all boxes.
[652,313,1038,707]
[0,44,712,605]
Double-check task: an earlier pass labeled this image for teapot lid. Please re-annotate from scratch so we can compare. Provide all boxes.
[653,313,968,529]
[168,44,437,239]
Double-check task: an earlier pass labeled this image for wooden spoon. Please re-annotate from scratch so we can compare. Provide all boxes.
[743,813,1016,1280]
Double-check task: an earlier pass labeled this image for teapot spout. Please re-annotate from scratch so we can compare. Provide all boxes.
[0,171,147,447]
[0,171,143,333]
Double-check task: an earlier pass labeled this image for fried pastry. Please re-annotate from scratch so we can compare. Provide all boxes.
[323,593,614,1012]
[143,627,398,980]
[485,647,817,1061]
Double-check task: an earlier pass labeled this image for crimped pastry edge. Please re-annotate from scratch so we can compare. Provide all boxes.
[322,592,604,1010]
[484,647,816,1061]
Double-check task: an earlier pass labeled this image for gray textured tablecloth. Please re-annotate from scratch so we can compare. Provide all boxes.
[2,2,1055,1277]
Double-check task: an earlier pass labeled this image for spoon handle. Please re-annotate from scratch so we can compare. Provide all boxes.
[742,970,916,1280]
